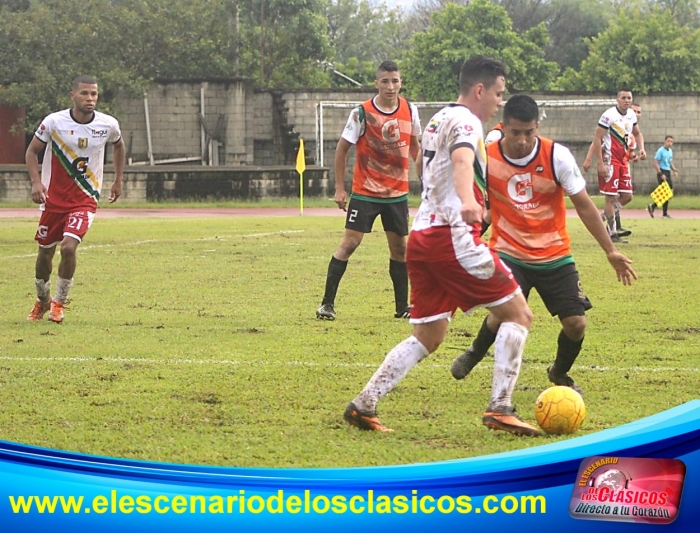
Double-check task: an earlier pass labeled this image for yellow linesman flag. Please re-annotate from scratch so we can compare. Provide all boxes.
[650,180,673,208]
[296,138,306,175]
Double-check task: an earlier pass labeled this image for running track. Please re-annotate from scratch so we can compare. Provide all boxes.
[1,207,699,219]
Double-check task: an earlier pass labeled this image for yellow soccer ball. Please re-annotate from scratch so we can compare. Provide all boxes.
[534,386,586,435]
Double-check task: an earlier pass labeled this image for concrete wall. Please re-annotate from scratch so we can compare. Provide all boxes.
[3,83,700,198]
[0,165,329,203]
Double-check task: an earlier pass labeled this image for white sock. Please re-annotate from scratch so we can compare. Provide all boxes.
[54,277,73,304]
[35,278,51,303]
[489,322,528,411]
[353,336,430,413]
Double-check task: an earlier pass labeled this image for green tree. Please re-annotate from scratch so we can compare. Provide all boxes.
[403,0,558,100]
[237,0,332,87]
[555,9,700,92]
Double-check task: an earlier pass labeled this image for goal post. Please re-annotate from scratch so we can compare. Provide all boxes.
[315,98,616,166]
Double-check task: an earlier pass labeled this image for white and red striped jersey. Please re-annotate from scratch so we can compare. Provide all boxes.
[35,109,121,212]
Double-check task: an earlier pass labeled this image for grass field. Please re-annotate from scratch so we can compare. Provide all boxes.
[1,210,699,468]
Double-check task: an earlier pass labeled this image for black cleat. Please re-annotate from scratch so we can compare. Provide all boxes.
[451,347,485,380]
[394,305,411,319]
[548,366,585,396]
[316,303,336,320]
[616,228,632,237]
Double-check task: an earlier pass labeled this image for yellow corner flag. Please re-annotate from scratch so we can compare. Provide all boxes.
[296,138,306,216]
[650,180,673,208]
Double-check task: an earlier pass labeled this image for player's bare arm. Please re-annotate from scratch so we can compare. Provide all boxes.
[333,138,352,211]
[569,190,637,285]
[632,124,646,160]
[451,146,481,224]
[410,135,422,178]
[593,126,607,182]
[582,141,595,172]
[109,137,126,203]
[26,136,48,204]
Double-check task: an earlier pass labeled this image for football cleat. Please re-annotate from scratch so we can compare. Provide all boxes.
[482,406,541,436]
[316,303,336,320]
[27,299,51,321]
[647,204,655,218]
[450,347,485,380]
[548,366,585,396]
[616,228,632,237]
[343,402,393,432]
[394,305,411,319]
[49,300,65,324]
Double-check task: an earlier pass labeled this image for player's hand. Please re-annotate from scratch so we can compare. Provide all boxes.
[460,198,482,225]
[582,158,592,172]
[629,151,638,162]
[109,181,122,203]
[597,162,608,182]
[606,251,637,286]
[334,189,348,211]
[638,149,647,160]
[31,182,48,204]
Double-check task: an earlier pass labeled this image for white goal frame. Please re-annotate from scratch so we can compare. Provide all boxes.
[314,99,616,166]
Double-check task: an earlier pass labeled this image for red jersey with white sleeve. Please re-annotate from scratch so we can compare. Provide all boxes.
[35,109,122,213]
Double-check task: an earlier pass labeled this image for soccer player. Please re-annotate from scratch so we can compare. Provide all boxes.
[316,60,422,321]
[485,121,504,145]
[584,102,642,240]
[26,75,125,323]
[451,94,637,395]
[344,56,541,437]
[586,89,645,242]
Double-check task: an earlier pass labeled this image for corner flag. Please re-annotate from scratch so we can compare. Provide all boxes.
[296,138,306,216]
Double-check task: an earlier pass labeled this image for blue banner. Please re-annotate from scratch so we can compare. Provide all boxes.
[2,400,699,532]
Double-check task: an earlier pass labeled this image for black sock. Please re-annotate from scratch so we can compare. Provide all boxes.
[322,256,348,305]
[389,259,408,312]
[551,329,584,375]
[615,212,622,230]
[472,316,498,357]
[663,201,669,215]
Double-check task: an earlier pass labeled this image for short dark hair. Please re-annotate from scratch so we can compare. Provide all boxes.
[503,94,539,124]
[377,60,399,74]
[617,87,632,95]
[459,56,506,96]
[665,135,674,140]
[72,75,98,90]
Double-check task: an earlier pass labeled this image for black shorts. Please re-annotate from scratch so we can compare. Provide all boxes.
[345,197,409,236]
[657,169,673,190]
[502,258,592,319]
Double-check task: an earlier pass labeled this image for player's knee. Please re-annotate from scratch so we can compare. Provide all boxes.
[562,315,586,339]
[60,238,79,257]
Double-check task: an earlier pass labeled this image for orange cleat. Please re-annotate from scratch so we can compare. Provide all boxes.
[27,299,51,321]
[343,402,393,433]
[483,406,541,436]
[49,300,65,324]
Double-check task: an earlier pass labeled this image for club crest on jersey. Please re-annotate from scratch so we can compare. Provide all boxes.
[382,119,401,143]
[508,173,539,210]
[72,157,89,176]
[78,138,88,149]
